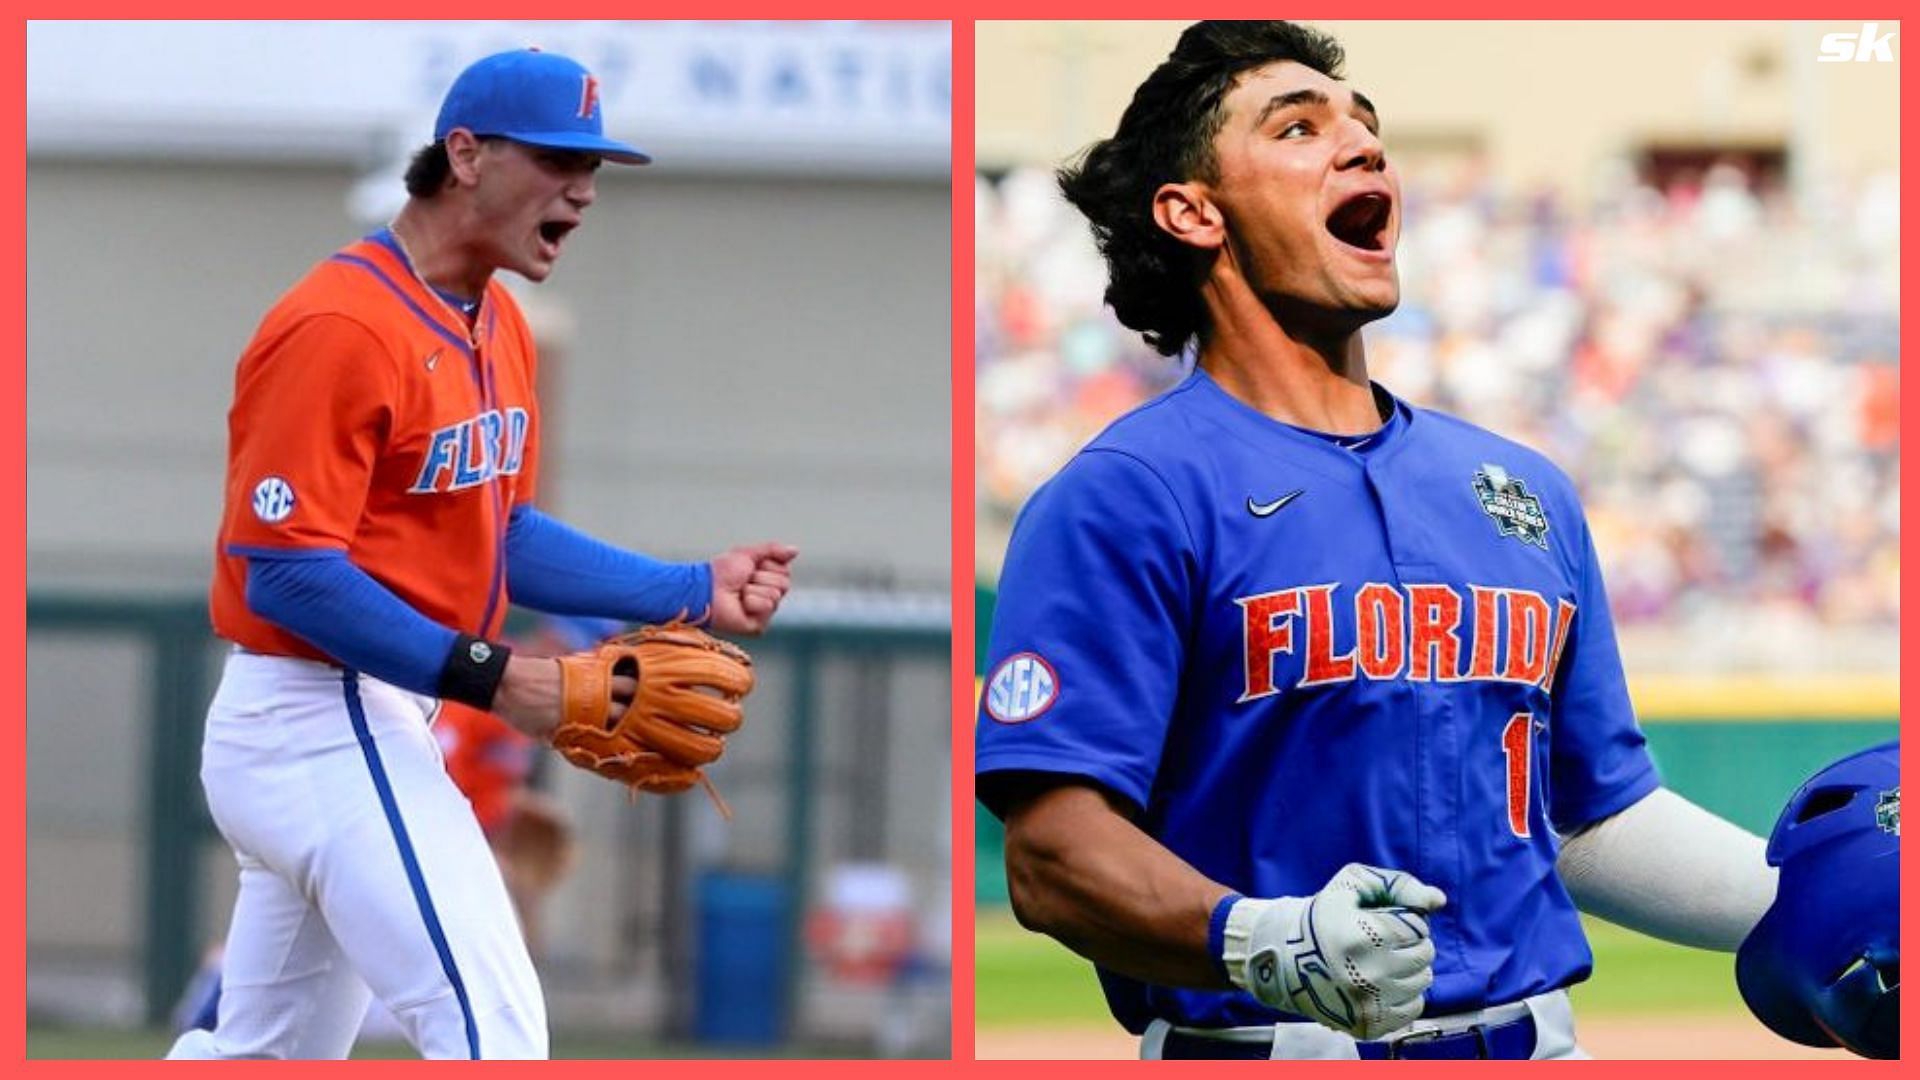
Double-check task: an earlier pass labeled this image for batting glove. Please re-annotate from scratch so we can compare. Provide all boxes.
[1219,863,1448,1040]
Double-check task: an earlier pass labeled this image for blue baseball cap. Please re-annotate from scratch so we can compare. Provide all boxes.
[434,48,650,165]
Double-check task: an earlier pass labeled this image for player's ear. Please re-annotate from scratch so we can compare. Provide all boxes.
[1153,181,1225,252]
[444,128,487,189]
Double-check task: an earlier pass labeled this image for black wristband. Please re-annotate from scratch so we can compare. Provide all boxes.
[437,634,512,710]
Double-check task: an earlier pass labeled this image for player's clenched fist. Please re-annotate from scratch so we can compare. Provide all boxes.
[1219,863,1448,1040]
[708,542,798,636]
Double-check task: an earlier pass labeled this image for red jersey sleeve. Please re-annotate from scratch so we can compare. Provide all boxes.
[223,314,399,552]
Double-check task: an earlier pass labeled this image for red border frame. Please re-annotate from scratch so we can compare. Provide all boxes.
[10,14,28,1070]
[951,15,978,1061]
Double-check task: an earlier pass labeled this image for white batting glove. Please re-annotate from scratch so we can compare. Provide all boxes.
[1219,863,1448,1040]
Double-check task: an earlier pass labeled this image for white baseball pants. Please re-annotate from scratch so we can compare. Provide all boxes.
[166,651,547,1059]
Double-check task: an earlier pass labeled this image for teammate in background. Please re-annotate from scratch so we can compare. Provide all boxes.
[435,702,573,959]
[434,614,615,960]
[168,49,796,1060]
[976,21,1776,1059]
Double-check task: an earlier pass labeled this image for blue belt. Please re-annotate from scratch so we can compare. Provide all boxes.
[1161,1012,1537,1060]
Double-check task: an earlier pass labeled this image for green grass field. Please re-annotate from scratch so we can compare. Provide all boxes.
[975,909,1742,1028]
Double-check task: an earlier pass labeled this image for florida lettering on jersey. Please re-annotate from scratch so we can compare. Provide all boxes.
[1238,582,1577,701]
[213,232,543,659]
[410,407,531,493]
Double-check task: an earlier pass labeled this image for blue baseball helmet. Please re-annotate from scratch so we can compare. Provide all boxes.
[1736,740,1899,1059]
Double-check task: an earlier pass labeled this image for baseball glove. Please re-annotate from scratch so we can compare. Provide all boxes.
[551,622,753,814]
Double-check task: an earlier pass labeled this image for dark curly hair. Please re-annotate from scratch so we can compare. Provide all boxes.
[1057,21,1346,356]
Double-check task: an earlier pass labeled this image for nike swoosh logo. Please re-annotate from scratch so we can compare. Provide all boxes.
[1247,489,1305,517]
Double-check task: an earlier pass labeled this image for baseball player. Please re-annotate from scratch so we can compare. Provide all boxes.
[167,48,796,1060]
[977,21,1778,1060]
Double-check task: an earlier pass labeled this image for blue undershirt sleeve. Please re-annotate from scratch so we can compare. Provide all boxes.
[504,505,712,624]
[244,551,459,695]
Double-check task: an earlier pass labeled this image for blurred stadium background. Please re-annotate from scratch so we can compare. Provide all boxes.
[973,20,1897,1060]
[26,21,951,1059]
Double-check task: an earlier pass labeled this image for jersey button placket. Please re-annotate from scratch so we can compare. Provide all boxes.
[1362,454,1463,981]
[471,326,509,640]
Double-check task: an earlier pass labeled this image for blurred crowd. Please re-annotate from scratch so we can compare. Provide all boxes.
[977,158,1899,652]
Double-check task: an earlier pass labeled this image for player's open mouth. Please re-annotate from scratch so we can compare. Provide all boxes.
[1325,192,1392,255]
[537,220,577,255]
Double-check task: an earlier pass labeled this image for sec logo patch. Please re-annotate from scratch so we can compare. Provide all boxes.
[985,652,1059,724]
[251,476,296,523]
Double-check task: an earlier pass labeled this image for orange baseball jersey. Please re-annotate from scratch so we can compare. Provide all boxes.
[212,231,542,661]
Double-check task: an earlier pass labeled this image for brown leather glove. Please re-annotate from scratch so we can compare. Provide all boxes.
[551,622,753,808]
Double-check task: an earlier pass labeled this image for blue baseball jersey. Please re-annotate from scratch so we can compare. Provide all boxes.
[976,367,1659,1033]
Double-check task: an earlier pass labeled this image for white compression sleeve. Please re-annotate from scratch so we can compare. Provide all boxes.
[1555,786,1777,952]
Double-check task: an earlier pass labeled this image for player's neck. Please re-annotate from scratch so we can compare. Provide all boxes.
[389,203,492,305]
[1197,290,1380,435]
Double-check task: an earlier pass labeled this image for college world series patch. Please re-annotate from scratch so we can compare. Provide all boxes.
[985,652,1059,724]
[1472,464,1549,549]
